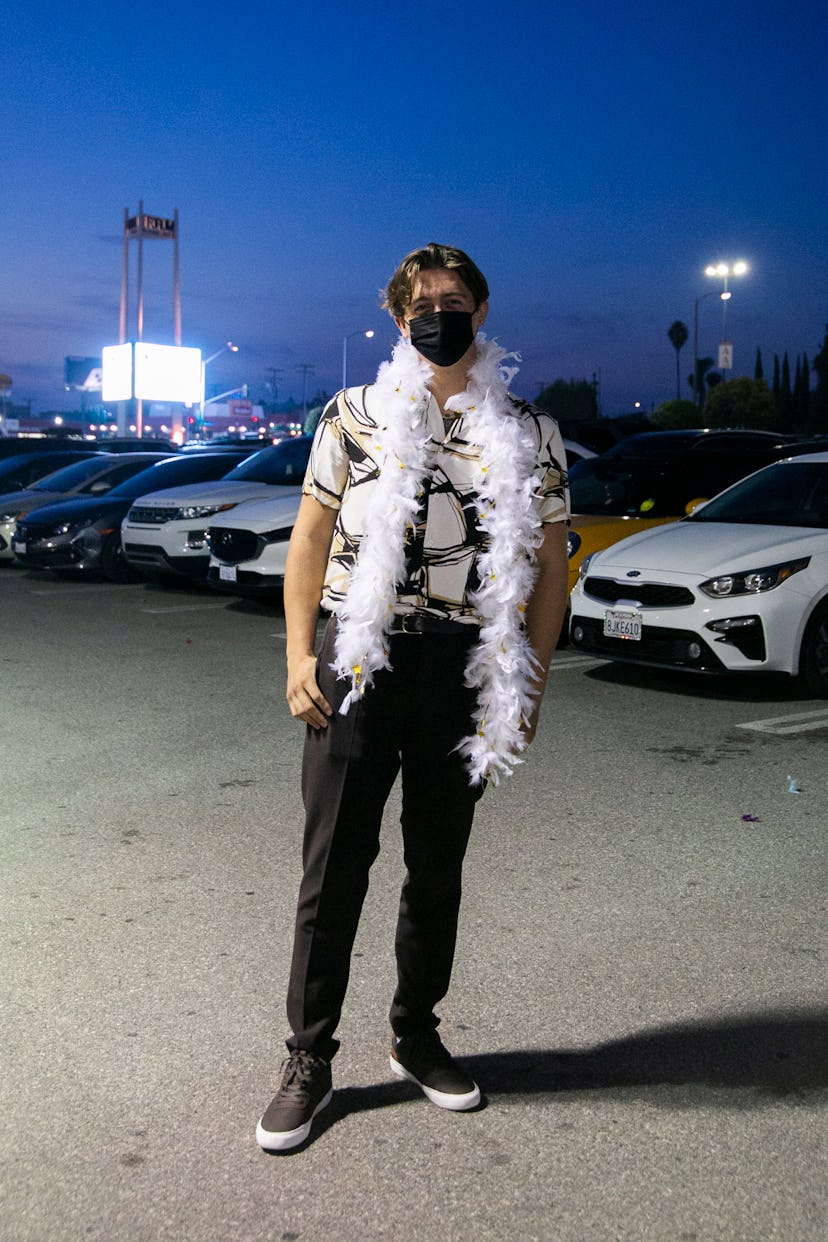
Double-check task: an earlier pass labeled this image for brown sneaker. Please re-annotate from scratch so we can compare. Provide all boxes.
[256,1050,333,1151]
[390,1031,481,1110]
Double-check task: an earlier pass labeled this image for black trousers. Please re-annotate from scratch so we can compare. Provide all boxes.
[286,617,484,1060]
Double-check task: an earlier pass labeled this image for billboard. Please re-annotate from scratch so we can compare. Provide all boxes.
[102,344,134,401]
[134,343,202,404]
[125,213,176,239]
[64,356,103,391]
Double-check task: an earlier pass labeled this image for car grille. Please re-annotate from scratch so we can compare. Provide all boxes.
[123,542,165,560]
[209,526,261,563]
[127,506,174,524]
[571,617,726,670]
[583,576,695,608]
[16,521,47,540]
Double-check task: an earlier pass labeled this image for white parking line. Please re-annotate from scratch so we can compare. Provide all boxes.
[140,603,230,614]
[550,653,606,671]
[27,585,144,597]
[737,708,828,735]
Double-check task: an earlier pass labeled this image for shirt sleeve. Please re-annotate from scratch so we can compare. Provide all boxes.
[302,394,350,510]
[534,415,571,525]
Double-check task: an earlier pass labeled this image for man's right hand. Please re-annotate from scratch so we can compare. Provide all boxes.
[286,653,333,729]
[283,494,338,729]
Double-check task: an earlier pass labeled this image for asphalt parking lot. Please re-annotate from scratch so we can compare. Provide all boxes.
[2,567,826,1242]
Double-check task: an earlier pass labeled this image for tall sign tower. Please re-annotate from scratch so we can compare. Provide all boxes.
[117,202,181,435]
[120,201,181,346]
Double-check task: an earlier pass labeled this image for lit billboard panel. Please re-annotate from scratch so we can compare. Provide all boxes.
[65,356,103,391]
[133,343,202,404]
[102,344,134,401]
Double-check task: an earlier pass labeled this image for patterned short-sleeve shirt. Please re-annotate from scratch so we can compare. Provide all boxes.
[304,383,570,622]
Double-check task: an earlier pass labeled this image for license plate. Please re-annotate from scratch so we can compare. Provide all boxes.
[12,539,26,555]
[219,564,237,582]
[603,608,642,640]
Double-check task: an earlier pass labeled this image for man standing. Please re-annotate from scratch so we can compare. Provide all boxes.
[257,243,570,1151]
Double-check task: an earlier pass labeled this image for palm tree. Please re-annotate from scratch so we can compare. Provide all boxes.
[668,321,689,400]
[689,357,717,410]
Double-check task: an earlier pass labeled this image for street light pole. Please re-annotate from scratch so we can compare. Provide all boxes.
[693,262,748,407]
[342,329,375,390]
[198,341,238,433]
[703,261,748,379]
[693,290,720,411]
[296,363,315,424]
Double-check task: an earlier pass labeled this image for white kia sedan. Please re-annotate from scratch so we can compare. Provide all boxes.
[569,452,828,695]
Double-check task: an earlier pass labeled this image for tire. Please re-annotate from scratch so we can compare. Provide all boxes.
[101,532,137,584]
[799,600,828,697]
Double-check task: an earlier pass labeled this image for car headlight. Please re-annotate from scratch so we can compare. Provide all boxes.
[577,551,595,581]
[173,502,238,521]
[52,517,95,537]
[567,530,582,559]
[699,557,810,598]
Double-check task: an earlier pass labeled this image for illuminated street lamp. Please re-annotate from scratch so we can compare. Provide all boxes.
[704,261,748,376]
[692,261,748,405]
[199,341,238,430]
[342,329,375,390]
[204,340,238,369]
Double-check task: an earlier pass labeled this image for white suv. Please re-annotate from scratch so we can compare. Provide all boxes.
[206,493,302,598]
[121,437,311,582]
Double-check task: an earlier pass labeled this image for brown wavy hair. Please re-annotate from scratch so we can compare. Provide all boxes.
[382,243,489,318]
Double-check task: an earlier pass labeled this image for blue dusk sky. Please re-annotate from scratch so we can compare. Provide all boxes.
[2,0,826,417]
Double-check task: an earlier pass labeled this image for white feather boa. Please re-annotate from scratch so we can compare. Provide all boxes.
[332,334,544,785]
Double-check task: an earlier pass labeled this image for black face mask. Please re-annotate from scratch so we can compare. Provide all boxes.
[408,310,475,367]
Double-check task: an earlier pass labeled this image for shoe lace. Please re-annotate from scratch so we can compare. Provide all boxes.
[279,1052,325,1099]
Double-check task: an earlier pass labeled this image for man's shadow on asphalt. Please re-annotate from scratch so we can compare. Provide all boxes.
[266,1008,827,1152]
[310,1008,828,1138]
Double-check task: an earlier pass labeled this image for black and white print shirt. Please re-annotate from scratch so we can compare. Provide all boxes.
[303,384,570,623]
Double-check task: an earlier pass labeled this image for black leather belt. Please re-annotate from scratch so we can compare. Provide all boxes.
[388,613,478,636]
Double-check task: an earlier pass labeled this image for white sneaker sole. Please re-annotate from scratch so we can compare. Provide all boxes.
[255,1088,333,1151]
[389,1054,481,1111]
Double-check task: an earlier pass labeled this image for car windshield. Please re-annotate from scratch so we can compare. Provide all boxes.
[686,461,828,528]
[0,452,80,484]
[224,438,311,485]
[568,456,719,518]
[106,454,243,499]
[30,456,114,491]
[602,430,791,459]
[603,432,704,458]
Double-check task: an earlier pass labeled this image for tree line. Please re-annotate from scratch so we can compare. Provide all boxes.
[660,320,828,433]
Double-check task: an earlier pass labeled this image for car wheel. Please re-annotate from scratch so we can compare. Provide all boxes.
[799,601,828,697]
[101,532,137,584]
